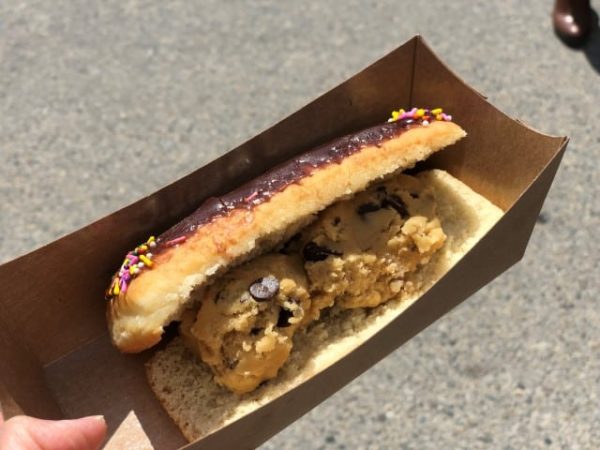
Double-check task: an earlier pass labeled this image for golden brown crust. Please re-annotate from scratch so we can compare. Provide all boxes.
[108,121,466,353]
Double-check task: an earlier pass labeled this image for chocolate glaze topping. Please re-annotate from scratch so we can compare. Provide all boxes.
[106,108,454,300]
[156,118,421,252]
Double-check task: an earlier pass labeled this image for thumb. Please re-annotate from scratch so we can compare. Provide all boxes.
[0,415,107,450]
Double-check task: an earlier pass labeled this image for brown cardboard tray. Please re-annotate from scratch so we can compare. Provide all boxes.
[0,36,567,449]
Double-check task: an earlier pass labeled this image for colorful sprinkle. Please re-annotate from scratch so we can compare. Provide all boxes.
[244,191,259,203]
[139,255,153,267]
[387,107,452,124]
[388,108,408,122]
[106,235,168,299]
[165,236,187,247]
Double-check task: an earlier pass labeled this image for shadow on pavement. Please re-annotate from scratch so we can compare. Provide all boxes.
[583,9,600,73]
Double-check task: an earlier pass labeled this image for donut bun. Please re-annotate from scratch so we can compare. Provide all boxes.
[107,112,466,353]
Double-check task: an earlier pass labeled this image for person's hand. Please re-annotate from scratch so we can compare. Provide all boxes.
[0,411,106,450]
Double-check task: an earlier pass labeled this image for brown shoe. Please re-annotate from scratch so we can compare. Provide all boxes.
[553,0,592,47]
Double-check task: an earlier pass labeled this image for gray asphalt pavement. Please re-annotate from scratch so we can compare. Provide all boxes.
[1,1,599,449]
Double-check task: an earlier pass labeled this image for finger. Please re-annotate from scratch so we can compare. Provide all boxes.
[0,415,107,450]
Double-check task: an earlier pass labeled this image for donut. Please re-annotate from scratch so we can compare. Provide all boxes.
[107,108,465,353]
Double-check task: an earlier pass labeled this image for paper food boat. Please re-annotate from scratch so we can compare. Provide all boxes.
[0,36,566,449]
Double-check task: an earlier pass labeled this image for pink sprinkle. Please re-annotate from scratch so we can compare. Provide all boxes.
[166,236,187,247]
[399,112,411,120]
[409,107,418,116]
[128,255,139,264]
[244,191,258,202]
[120,279,128,293]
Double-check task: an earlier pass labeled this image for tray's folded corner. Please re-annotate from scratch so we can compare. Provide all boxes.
[412,36,567,262]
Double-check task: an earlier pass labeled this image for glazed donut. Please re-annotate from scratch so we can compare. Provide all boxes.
[107,108,465,353]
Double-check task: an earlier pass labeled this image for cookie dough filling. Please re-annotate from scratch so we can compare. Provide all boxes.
[182,173,446,394]
[300,173,446,315]
[180,254,311,395]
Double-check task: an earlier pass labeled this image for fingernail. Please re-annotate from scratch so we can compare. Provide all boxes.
[88,415,105,423]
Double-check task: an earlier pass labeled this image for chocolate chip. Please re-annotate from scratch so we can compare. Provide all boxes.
[248,275,279,301]
[410,192,419,199]
[250,327,263,335]
[302,242,342,262]
[356,202,381,216]
[383,194,408,217]
[332,216,341,226]
[277,308,293,327]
